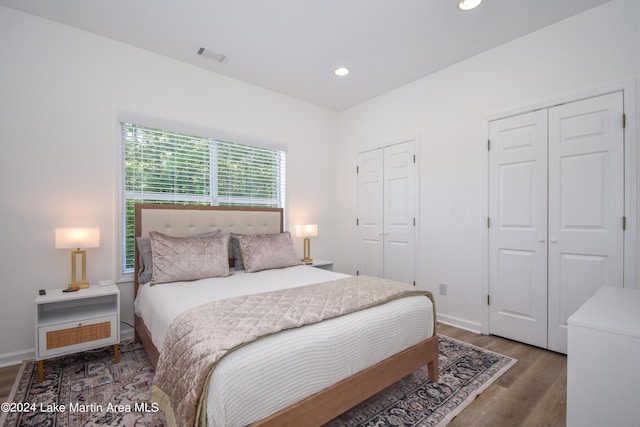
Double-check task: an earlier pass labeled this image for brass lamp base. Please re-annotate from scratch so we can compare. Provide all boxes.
[301,237,313,264]
[69,248,90,289]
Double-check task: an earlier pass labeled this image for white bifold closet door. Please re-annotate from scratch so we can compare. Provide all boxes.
[488,109,549,349]
[547,93,625,353]
[357,141,415,285]
[489,91,624,353]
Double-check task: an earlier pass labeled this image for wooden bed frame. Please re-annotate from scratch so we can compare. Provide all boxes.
[133,203,439,426]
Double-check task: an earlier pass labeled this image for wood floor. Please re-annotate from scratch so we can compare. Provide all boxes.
[438,324,567,427]
[0,363,21,403]
[0,324,566,426]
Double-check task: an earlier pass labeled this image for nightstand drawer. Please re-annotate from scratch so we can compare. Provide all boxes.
[46,320,112,350]
[38,315,118,359]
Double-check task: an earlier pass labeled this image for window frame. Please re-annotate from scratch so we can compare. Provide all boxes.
[117,118,287,280]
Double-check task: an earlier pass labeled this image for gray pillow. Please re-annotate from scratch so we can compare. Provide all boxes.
[136,236,154,284]
[230,233,244,270]
[238,232,301,273]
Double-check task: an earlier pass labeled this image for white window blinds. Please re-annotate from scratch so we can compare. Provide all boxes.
[121,122,286,273]
[215,141,286,207]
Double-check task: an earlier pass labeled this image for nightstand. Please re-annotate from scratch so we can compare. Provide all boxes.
[310,259,333,271]
[34,285,120,383]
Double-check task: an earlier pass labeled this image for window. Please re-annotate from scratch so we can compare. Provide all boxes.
[121,122,286,274]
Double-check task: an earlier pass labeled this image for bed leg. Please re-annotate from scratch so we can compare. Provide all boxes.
[427,358,439,382]
[38,360,44,383]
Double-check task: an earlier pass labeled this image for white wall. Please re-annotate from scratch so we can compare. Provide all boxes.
[0,6,339,365]
[336,0,640,332]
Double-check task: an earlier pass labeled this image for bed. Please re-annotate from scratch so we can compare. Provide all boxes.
[133,203,438,427]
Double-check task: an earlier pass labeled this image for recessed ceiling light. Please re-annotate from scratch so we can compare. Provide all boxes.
[334,67,350,77]
[458,0,482,11]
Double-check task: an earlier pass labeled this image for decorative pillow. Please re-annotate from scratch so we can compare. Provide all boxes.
[149,231,231,285]
[238,232,301,273]
[136,236,154,284]
[230,233,244,270]
[136,230,220,284]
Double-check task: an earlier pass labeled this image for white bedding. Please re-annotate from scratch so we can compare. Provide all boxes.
[135,265,434,426]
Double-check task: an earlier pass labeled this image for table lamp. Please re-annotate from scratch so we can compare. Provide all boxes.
[55,227,100,289]
[295,224,318,264]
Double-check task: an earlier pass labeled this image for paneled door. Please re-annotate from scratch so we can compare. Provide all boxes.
[357,149,384,279]
[488,91,625,353]
[383,142,416,284]
[488,110,549,348]
[547,92,625,353]
[357,141,416,284]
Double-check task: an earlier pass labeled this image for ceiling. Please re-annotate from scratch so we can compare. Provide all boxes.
[0,0,610,111]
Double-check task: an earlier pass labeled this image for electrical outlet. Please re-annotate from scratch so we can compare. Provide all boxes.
[439,283,448,296]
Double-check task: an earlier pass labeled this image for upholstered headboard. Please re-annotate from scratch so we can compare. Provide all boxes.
[133,203,283,293]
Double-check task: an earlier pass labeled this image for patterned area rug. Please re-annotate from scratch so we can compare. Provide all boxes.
[1,341,165,427]
[1,336,515,427]
[325,336,517,426]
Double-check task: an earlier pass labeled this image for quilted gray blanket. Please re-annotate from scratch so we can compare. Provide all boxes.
[151,275,433,427]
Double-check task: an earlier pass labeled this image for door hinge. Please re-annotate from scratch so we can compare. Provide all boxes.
[487,217,491,228]
[356,218,359,226]
[413,280,416,287]
[623,113,626,129]
[623,216,627,230]
[413,217,416,226]
[487,140,491,151]
[356,270,359,276]
[413,154,416,163]
[487,295,491,305]
[356,165,359,174]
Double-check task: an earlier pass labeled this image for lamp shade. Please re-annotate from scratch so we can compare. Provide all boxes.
[55,227,100,249]
[295,224,318,238]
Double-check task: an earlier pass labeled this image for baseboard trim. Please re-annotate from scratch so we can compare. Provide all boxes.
[0,348,33,368]
[437,313,482,334]
[120,326,135,342]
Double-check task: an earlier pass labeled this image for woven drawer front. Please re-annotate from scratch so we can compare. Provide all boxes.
[46,321,112,350]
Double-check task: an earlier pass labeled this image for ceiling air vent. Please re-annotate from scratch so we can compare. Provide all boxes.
[197,47,228,63]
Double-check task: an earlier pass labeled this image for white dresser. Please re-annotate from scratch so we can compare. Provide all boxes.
[567,286,640,427]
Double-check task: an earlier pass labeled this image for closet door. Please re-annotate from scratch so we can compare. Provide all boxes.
[357,149,384,278]
[547,92,625,353]
[383,142,415,284]
[357,141,415,284]
[488,110,549,348]
[488,91,625,353]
